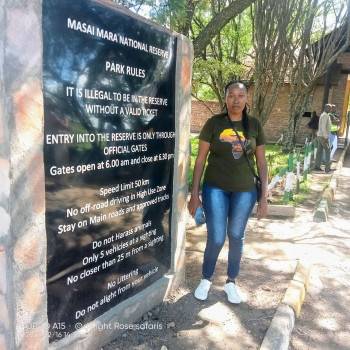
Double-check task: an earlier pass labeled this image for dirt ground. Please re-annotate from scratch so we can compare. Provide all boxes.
[104,150,344,350]
[104,216,296,350]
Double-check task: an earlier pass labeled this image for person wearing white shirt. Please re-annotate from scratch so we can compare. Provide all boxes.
[315,104,332,172]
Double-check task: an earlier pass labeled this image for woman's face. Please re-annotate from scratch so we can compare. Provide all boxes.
[225,85,247,115]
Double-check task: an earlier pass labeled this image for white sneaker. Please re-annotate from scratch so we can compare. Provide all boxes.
[194,279,212,300]
[224,282,246,304]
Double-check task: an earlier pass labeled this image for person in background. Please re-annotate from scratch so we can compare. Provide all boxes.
[188,81,268,304]
[329,104,340,160]
[315,104,332,173]
[307,111,319,139]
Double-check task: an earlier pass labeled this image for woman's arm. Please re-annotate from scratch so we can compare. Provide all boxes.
[255,144,268,219]
[188,140,210,216]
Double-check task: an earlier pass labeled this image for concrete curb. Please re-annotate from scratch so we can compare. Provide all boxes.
[252,204,296,217]
[259,261,312,350]
[313,142,349,222]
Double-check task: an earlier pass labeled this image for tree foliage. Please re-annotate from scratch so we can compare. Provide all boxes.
[114,0,255,104]
[192,4,253,106]
[115,0,350,149]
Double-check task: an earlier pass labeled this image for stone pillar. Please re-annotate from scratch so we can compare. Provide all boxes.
[168,34,192,288]
[1,1,48,349]
[0,1,192,349]
[0,2,12,349]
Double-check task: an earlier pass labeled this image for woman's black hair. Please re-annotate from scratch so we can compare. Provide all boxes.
[223,80,250,137]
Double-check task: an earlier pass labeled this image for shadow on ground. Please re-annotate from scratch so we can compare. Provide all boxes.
[104,240,294,350]
[290,148,350,350]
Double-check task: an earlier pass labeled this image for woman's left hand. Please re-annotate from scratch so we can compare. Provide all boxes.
[257,197,268,219]
[255,145,268,220]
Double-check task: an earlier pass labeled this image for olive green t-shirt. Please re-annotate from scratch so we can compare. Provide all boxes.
[199,113,266,192]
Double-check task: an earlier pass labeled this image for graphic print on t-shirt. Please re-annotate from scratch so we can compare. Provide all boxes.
[219,128,251,159]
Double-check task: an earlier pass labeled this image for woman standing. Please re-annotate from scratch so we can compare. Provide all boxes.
[188,81,268,303]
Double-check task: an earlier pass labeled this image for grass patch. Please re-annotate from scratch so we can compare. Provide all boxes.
[272,179,311,206]
[189,136,199,186]
[265,145,289,178]
[189,138,291,187]
[292,179,311,205]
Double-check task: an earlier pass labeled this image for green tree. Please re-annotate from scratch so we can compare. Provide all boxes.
[114,0,256,58]
[192,5,252,107]
[142,0,255,107]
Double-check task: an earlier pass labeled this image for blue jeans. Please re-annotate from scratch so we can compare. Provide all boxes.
[201,183,257,280]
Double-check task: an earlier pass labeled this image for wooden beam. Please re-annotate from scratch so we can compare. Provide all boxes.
[340,77,350,136]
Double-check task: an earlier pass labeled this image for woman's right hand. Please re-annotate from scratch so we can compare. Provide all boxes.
[187,193,202,217]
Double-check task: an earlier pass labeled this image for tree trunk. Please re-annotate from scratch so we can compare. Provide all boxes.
[193,0,255,57]
[283,85,313,151]
[177,0,197,36]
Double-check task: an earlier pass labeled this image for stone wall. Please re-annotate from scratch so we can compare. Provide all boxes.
[262,84,291,142]
[264,84,317,143]
[190,100,222,133]
[1,1,48,349]
[0,1,11,349]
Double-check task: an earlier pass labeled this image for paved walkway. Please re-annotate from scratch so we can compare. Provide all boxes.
[290,149,350,350]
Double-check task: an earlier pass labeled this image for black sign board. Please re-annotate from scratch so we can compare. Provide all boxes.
[42,0,176,341]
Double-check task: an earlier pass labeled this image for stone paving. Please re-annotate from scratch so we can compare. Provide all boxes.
[290,149,350,350]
